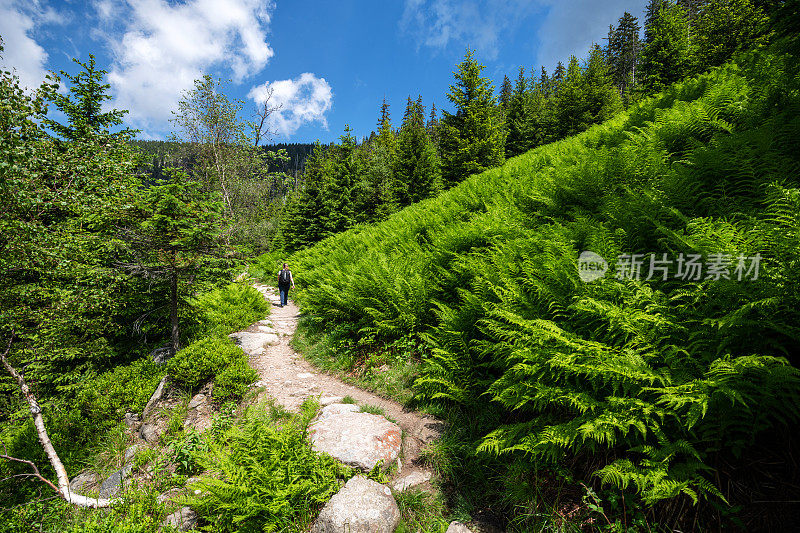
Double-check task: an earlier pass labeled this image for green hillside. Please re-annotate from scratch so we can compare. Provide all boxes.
[280,50,800,530]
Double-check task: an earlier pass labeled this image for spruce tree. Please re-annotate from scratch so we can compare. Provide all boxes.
[554,48,622,139]
[439,48,506,186]
[365,97,398,220]
[505,66,531,157]
[499,75,513,110]
[44,55,132,142]
[644,0,669,44]
[693,0,769,72]
[607,12,642,95]
[640,2,694,91]
[394,97,442,205]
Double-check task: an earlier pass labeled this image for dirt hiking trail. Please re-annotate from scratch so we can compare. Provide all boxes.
[242,283,443,480]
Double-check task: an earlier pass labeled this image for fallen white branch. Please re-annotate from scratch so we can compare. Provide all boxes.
[0,332,116,508]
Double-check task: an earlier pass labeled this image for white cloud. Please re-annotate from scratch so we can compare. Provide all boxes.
[401,0,646,67]
[102,0,275,131]
[400,0,544,60]
[534,0,646,71]
[0,0,49,89]
[248,73,333,138]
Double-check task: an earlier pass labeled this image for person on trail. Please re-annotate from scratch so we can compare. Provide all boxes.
[277,263,295,307]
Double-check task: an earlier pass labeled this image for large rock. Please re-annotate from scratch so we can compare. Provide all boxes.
[311,476,400,533]
[229,331,279,355]
[161,507,198,531]
[308,404,401,471]
[142,377,168,420]
[98,464,133,499]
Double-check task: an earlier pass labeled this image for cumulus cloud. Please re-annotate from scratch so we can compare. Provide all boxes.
[248,73,333,138]
[0,0,50,89]
[400,0,543,60]
[102,0,275,131]
[401,0,646,67]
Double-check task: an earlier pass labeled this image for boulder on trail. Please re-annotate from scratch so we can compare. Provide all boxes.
[229,331,279,355]
[308,404,401,471]
[311,476,400,533]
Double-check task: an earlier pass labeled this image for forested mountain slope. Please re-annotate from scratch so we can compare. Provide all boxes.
[286,50,800,530]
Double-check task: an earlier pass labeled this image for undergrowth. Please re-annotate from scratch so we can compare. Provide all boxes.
[275,49,800,530]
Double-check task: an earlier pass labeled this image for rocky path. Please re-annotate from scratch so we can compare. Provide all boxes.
[235,283,442,486]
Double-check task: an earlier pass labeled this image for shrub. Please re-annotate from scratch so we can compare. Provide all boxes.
[77,357,165,423]
[185,282,269,340]
[166,337,242,390]
[213,356,258,402]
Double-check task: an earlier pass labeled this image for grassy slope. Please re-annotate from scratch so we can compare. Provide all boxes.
[287,50,800,530]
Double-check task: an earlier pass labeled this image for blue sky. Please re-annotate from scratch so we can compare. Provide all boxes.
[1,0,646,144]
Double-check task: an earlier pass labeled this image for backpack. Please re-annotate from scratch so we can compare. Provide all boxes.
[279,269,291,285]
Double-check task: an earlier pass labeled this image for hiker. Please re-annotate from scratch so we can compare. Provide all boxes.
[277,263,295,307]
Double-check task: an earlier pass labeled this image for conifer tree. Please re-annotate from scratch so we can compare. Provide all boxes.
[499,75,513,110]
[394,96,442,205]
[693,0,769,72]
[439,48,506,186]
[365,97,398,220]
[552,61,566,93]
[554,48,622,139]
[644,0,668,44]
[640,2,694,91]
[505,66,531,157]
[44,55,132,142]
[607,12,642,95]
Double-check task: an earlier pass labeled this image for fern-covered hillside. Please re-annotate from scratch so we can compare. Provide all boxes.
[284,50,800,530]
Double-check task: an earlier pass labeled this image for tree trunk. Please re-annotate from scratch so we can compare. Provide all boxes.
[170,268,180,352]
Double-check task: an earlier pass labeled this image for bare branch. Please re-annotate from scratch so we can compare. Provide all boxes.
[253,87,282,147]
[0,332,116,508]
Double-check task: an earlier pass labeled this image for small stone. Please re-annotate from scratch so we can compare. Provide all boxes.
[390,470,432,492]
[187,393,206,410]
[252,380,266,388]
[123,445,139,465]
[297,372,314,379]
[161,507,198,532]
[446,521,474,533]
[124,412,140,429]
[257,325,277,334]
[311,476,400,533]
[140,423,161,443]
